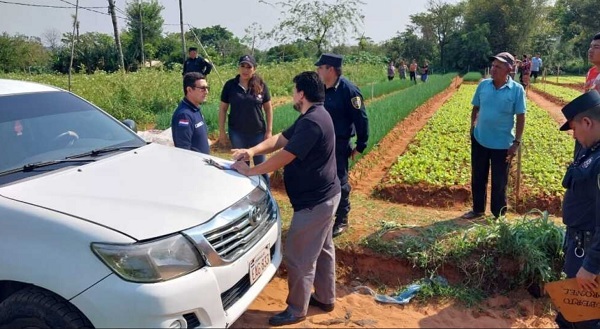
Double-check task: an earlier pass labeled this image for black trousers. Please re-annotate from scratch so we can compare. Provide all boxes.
[334,139,351,224]
[470,134,510,217]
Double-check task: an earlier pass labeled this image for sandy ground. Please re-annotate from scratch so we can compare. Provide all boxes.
[232,277,556,328]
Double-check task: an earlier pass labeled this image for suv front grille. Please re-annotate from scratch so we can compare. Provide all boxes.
[183,187,279,266]
[203,191,276,261]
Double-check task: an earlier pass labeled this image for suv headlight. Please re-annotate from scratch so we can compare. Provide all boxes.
[92,234,205,283]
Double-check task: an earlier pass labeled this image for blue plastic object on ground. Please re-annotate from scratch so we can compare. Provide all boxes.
[354,276,448,305]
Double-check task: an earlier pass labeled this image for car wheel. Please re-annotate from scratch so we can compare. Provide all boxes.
[0,287,93,329]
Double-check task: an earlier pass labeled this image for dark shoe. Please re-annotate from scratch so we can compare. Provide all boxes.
[309,294,334,312]
[332,222,347,237]
[461,211,484,220]
[268,310,306,326]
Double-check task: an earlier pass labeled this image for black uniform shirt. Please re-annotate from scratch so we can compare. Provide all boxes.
[183,57,213,75]
[282,104,341,211]
[171,98,209,154]
[562,145,600,274]
[220,75,271,134]
[324,76,369,152]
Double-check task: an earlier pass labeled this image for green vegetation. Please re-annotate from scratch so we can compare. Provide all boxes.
[531,83,582,103]
[462,72,482,82]
[362,210,564,299]
[387,84,572,196]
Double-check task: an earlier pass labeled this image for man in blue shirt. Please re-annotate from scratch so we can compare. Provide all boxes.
[232,72,341,327]
[462,52,526,220]
[171,72,210,154]
[556,90,600,329]
[531,53,543,82]
[316,53,369,237]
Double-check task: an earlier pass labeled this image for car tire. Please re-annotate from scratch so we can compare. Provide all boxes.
[0,286,93,329]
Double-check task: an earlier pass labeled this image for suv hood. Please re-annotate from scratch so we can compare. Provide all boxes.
[0,143,259,240]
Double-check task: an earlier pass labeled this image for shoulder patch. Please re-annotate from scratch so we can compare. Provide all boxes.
[351,96,362,110]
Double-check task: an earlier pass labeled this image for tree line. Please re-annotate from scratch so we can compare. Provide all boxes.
[0,0,598,75]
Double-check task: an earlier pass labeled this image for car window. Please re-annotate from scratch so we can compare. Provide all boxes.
[0,91,145,173]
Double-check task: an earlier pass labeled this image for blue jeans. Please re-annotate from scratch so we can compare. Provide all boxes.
[229,129,269,184]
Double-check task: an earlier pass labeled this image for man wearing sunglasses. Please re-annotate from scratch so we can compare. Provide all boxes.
[171,72,210,154]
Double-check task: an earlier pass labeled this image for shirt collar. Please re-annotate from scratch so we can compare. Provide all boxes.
[182,97,200,112]
[489,77,514,90]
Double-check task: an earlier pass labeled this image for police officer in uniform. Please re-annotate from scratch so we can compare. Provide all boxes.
[182,47,213,76]
[171,72,210,154]
[557,90,600,329]
[315,53,369,237]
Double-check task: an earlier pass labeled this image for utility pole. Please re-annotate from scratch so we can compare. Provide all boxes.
[179,0,186,64]
[138,0,145,68]
[68,0,79,91]
[107,0,125,71]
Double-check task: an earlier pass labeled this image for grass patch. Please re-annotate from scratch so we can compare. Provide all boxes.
[462,72,482,82]
[361,209,564,296]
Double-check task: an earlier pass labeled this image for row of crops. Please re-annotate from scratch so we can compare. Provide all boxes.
[531,83,582,103]
[376,84,573,213]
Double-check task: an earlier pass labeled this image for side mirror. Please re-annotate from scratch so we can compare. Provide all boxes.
[122,119,137,133]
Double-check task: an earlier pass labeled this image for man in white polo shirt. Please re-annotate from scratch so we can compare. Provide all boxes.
[462,52,527,220]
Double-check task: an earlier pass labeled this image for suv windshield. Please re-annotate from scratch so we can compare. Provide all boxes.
[0,91,146,174]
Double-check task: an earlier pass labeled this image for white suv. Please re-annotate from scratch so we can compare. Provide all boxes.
[0,79,282,328]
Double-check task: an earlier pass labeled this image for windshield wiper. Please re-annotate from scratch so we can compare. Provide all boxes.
[66,145,140,159]
[0,159,96,177]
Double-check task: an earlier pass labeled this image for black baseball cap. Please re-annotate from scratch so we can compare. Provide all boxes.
[315,53,343,67]
[560,90,600,131]
[489,52,515,66]
[188,47,198,52]
[238,55,257,68]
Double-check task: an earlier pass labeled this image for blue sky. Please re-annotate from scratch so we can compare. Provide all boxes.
[0,0,460,49]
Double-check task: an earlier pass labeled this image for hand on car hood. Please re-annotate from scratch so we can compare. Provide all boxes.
[0,143,259,240]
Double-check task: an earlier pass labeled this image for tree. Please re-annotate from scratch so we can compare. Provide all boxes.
[265,0,365,56]
[410,0,464,70]
[445,24,492,71]
[463,0,548,55]
[125,0,164,65]
[0,33,50,73]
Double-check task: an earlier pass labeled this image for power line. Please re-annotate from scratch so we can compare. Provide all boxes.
[0,0,102,8]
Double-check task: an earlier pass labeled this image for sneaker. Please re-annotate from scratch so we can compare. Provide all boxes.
[461,211,484,220]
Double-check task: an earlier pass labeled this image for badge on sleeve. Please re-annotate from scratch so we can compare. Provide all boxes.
[351,96,362,110]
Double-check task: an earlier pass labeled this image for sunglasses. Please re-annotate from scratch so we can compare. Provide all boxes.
[192,85,210,91]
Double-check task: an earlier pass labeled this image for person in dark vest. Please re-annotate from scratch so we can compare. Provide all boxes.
[556,90,600,329]
[231,71,341,326]
[182,47,212,76]
[315,53,369,237]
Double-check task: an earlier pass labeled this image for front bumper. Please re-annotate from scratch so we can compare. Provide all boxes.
[71,220,281,328]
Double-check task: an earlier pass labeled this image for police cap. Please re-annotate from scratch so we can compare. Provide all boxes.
[238,54,257,68]
[560,90,600,131]
[188,47,198,52]
[315,53,343,67]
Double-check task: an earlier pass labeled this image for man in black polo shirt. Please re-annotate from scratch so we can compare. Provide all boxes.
[232,71,341,327]
[316,53,369,237]
[182,47,213,76]
[171,72,210,154]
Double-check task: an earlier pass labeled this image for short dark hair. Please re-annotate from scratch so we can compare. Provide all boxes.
[575,105,600,123]
[594,33,600,41]
[183,72,206,95]
[293,71,324,103]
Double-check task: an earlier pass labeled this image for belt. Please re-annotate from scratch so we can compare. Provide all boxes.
[566,228,594,258]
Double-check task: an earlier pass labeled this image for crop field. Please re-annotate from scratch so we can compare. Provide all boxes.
[531,82,582,104]
[375,84,572,214]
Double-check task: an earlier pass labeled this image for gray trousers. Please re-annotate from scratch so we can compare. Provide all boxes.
[285,193,341,317]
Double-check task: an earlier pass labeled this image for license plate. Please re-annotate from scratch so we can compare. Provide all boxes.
[249,246,270,285]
